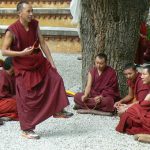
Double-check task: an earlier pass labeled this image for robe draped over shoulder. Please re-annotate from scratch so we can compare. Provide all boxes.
[7,19,69,130]
[74,66,120,112]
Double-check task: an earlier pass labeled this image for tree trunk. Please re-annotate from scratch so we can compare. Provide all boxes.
[80,0,149,96]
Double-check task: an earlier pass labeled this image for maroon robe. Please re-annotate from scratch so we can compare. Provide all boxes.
[143,47,150,62]
[7,19,69,130]
[74,66,120,112]
[127,73,149,103]
[0,70,18,120]
[116,92,150,135]
[135,22,150,64]
[0,59,3,67]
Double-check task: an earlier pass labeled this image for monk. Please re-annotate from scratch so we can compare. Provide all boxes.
[116,65,150,143]
[114,63,149,116]
[1,0,73,139]
[135,13,150,64]
[0,57,18,121]
[74,53,120,115]
[143,47,150,63]
[135,22,148,64]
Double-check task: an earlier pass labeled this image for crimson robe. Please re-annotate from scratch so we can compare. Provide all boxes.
[8,19,69,130]
[74,66,120,112]
[127,73,149,103]
[135,22,150,64]
[0,70,18,120]
[143,47,150,62]
[0,59,3,67]
[116,97,150,135]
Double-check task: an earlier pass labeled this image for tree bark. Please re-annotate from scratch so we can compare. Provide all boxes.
[80,0,149,96]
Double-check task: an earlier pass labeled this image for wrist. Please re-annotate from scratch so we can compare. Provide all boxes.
[84,94,88,97]
[120,100,124,103]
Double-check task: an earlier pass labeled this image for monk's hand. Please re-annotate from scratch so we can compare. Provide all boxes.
[20,47,34,56]
[81,95,88,102]
[117,104,128,116]
[51,63,56,69]
[140,33,147,39]
[114,101,122,108]
[94,96,102,103]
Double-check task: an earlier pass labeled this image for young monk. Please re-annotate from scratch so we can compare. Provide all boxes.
[1,0,73,139]
[74,53,120,115]
[116,65,150,143]
[114,63,149,115]
[0,57,18,121]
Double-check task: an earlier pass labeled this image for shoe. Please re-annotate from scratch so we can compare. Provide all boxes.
[0,117,12,121]
[53,110,73,118]
[73,104,80,110]
[22,130,40,139]
[62,110,74,117]
[0,119,4,125]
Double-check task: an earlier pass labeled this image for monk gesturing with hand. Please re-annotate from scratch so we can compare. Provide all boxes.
[1,0,73,139]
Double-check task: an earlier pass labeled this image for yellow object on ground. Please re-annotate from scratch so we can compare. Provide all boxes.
[66,90,76,97]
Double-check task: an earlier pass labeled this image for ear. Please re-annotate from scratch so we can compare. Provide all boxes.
[18,12,22,17]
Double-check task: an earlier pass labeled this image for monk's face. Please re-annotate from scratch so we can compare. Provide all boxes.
[19,3,33,23]
[123,68,137,81]
[141,68,150,84]
[95,57,107,71]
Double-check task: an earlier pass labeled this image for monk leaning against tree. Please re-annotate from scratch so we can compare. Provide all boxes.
[74,53,120,115]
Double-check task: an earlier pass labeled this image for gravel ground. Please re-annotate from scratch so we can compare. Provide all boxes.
[0,53,150,150]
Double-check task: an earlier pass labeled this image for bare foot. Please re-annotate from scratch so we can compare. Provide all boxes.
[134,134,150,143]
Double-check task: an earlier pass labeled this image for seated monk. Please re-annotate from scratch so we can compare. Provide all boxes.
[116,65,150,143]
[114,63,149,116]
[74,53,120,115]
[0,57,18,121]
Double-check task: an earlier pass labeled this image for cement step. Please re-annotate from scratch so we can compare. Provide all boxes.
[0,0,71,8]
[0,25,79,37]
[0,8,70,15]
[0,8,76,27]
[0,25,81,53]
